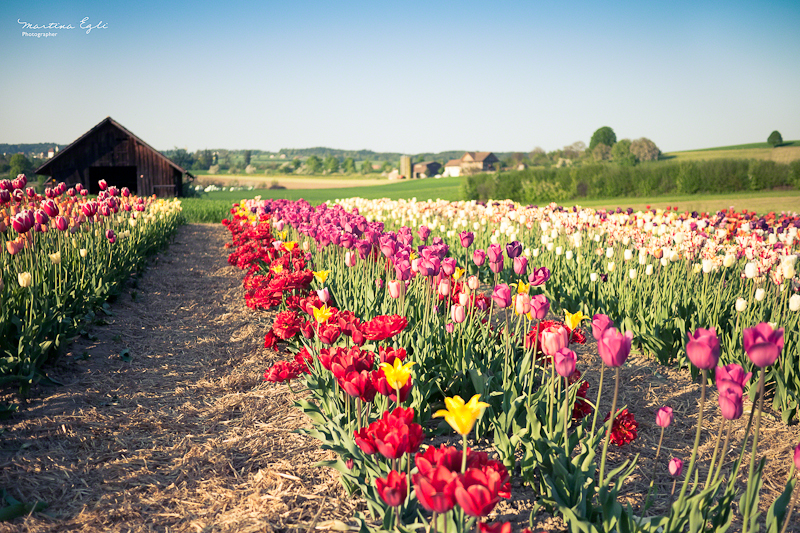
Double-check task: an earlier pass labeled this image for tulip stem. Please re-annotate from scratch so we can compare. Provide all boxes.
[590,364,606,442]
[705,417,725,488]
[712,420,732,484]
[563,376,570,454]
[743,368,766,533]
[644,425,666,510]
[677,369,707,504]
[526,318,540,408]
[778,462,797,533]
[598,366,620,487]
[461,434,468,474]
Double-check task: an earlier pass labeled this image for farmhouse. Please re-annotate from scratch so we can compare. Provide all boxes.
[412,161,442,179]
[442,151,499,177]
[35,117,193,196]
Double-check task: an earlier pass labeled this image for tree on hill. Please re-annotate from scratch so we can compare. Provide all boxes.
[361,158,372,174]
[592,143,611,161]
[589,127,617,151]
[9,153,32,177]
[306,155,323,174]
[611,139,636,166]
[323,155,339,173]
[630,137,661,161]
[343,157,356,173]
[768,131,783,147]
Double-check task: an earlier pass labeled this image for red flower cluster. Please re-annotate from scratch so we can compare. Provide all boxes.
[604,408,639,446]
[569,370,593,422]
[354,407,423,459]
[411,444,511,517]
[361,314,409,341]
[263,348,313,383]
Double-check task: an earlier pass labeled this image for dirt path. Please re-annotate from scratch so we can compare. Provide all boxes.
[0,224,355,533]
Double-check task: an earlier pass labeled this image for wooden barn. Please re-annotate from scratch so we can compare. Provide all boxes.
[35,117,192,197]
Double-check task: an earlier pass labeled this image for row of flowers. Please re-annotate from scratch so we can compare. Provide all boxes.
[224,196,799,533]
[0,175,184,401]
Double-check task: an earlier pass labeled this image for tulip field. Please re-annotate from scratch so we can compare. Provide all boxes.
[225,196,800,532]
[0,175,184,412]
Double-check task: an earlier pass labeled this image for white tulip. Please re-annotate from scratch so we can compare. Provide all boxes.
[594,234,601,242]
[629,269,637,280]
[555,246,563,256]
[789,294,800,311]
[590,272,598,282]
[606,247,614,258]
[624,249,633,261]
[744,262,757,279]
[80,248,88,258]
[546,243,554,252]
[645,265,654,276]
[565,250,573,260]
[622,236,630,246]
[692,264,702,274]
[782,262,795,279]
[768,233,777,245]
[702,259,713,274]
[723,254,736,268]
[660,257,669,267]
[532,248,540,257]
[735,298,748,312]
[639,254,647,265]
[669,251,680,262]
[755,288,765,301]
[607,262,615,272]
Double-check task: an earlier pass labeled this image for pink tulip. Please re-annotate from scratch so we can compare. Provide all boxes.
[98,179,108,191]
[472,249,486,266]
[459,231,474,248]
[794,443,800,471]
[669,458,683,477]
[388,280,403,299]
[655,406,673,428]
[417,225,431,242]
[591,314,614,342]
[55,216,68,232]
[316,288,330,303]
[541,324,569,356]
[491,284,512,308]
[445,323,454,334]
[513,256,528,276]
[438,279,451,296]
[718,382,744,420]
[458,293,469,306]
[530,294,550,320]
[743,322,784,368]
[489,260,504,274]
[345,251,357,267]
[441,258,457,276]
[715,364,751,390]
[686,328,721,370]
[487,244,504,263]
[597,327,633,367]
[528,267,551,286]
[554,347,577,378]
[451,304,466,324]
[467,276,480,291]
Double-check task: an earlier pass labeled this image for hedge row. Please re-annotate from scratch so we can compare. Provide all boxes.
[462,159,800,204]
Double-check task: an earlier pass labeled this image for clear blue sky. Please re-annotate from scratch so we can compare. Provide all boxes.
[2,0,799,154]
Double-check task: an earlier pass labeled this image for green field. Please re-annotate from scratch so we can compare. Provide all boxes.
[663,141,800,163]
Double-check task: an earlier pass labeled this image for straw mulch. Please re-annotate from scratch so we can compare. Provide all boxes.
[1,223,798,532]
[0,224,357,532]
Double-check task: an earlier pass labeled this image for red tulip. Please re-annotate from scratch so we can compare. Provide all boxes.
[478,523,512,533]
[743,322,784,368]
[362,314,408,341]
[412,465,457,513]
[686,328,721,370]
[453,468,502,517]
[376,470,407,508]
[597,327,632,367]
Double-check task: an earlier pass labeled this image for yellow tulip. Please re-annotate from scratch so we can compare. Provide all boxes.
[270,263,284,274]
[312,304,334,324]
[452,267,465,282]
[564,310,585,331]
[516,281,530,294]
[313,269,330,283]
[277,230,287,240]
[49,252,61,265]
[379,359,416,390]
[283,241,297,252]
[434,394,490,436]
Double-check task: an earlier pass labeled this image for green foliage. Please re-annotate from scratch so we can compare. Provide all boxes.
[767,130,783,147]
[343,157,356,174]
[8,153,32,177]
[611,139,636,166]
[305,155,323,174]
[589,127,617,151]
[324,155,340,173]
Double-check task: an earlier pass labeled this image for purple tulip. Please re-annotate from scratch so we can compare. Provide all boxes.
[592,314,614,342]
[491,284,512,308]
[743,322,784,368]
[554,347,577,378]
[505,241,522,258]
[513,256,528,276]
[597,327,633,367]
[686,328,721,370]
[472,249,486,266]
[718,382,744,420]
[459,231,474,248]
[655,406,673,428]
[530,294,550,319]
[528,267,551,286]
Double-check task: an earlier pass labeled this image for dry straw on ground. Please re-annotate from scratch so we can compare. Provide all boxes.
[1,223,798,532]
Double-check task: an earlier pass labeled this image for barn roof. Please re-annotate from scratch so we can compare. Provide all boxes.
[35,116,192,178]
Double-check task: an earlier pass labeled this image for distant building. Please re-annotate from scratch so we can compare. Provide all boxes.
[47,146,59,159]
[413,161,442,179]
[442,152,499,177]
[35,116,193,197]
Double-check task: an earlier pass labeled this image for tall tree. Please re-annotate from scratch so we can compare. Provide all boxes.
[630,138,661,161]
[244,150,252,166]
[306,155,323,174]
[343,157,356,173]
[589,127,617,151]
[768,130,783,147]
[361,158,372,174]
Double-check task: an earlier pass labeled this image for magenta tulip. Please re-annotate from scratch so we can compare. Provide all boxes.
[441,257,457,276]
[686,328,721,370]
[655,406,673,428]
[487,244,504,264]
[743,322,784,368]
[473,249,486,266]
[513,256,528,276]
[718,383,744,420]
[491,284,512,309]
[417,225,431,243]
[591,314,614,341]
[597,327,633,367]
[459,231,474,248]
[528,267,551,286]
[530,294,550,319]
[715,364,751,389]
[554,347,577,378]
[794,443,800,471]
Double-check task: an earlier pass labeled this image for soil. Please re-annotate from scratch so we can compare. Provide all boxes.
[1,223,799,532]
